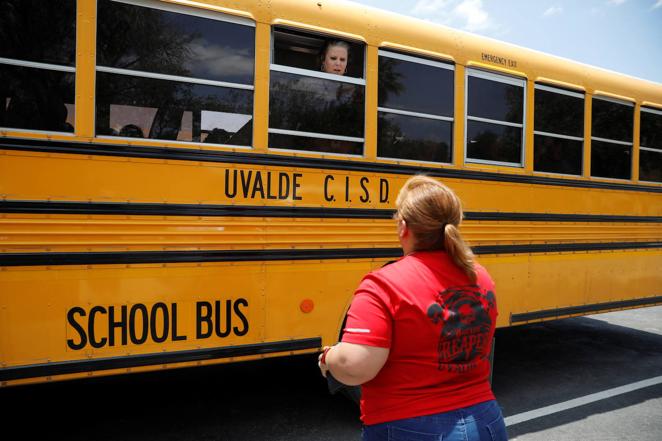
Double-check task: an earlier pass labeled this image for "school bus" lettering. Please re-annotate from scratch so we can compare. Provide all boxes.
[66,299,249,350]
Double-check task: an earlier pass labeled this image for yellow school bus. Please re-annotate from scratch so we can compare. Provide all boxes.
[1,0,661,386]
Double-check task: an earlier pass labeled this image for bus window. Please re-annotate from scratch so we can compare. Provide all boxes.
[268,28,365,155]
[377,50,454,164]
[639,107,662,183]
[95,0,255,146]
[591,97,633,180]
[533,84,584,175]
[0,0,76,133]
[465,69,525,167]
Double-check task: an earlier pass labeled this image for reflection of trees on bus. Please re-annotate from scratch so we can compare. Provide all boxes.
[0,0,76,65]
[377,58,405,106]
[0,0,76,132]
[97,0,195,77]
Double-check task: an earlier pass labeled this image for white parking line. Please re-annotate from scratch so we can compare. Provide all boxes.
[504,375,662,427]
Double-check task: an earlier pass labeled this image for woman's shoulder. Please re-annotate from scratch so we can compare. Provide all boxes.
[474,261,495,290]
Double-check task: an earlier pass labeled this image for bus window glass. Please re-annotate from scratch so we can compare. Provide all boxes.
[534,88,583,137]
[533,85,584,175]
[591,97,633,180]
[466,120,522,164]
[0,0,76,133]
[95,0,255,146]
[377,51,453,163]
[467,76,523,123]
[95,73,252,144]
[592,98,633,143]
[466,70,525,166]
[269,72,363,138]
[268,133,363,155]
[0,0,76,66]
[269,28,365,155]
[640,108,662,150]
[97,0,254,85]
[591,140,631,180]
[533,135,583,175]
[639,149,662,182]
[1,65,75,133]
[378,55,453,116]
[378,113,452,162]
[639,108,662,183]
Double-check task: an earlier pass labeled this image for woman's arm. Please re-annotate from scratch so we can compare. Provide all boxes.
[318,342,389,386]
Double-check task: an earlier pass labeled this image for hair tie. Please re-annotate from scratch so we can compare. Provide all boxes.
[440,223,447,250]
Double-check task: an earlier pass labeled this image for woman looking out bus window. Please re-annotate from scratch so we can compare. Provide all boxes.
[318,175,507,441]
[320,40,349,76]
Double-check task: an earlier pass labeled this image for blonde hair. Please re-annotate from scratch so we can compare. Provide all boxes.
[395,175,477,282]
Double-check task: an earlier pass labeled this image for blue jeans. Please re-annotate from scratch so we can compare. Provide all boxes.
[362,400,508,441]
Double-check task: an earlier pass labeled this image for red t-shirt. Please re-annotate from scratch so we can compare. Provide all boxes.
[342,250,497,425]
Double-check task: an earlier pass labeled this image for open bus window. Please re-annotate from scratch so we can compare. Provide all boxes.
[269,28,365,155]
[465,69,525,167]
[377,50,454,163]
[0,0,76,133]
[272,28,364,79]
[639,107,662,183]
[591,97,633,180]
[95,0,255,146]
[533,84,584,176]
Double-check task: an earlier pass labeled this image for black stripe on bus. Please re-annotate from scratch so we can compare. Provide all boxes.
[510,296,662,324]
[1,242,661,267]
[2,137,662,193]
[2,200,662,223]
[473,242,662,254]
[0,337,321,382]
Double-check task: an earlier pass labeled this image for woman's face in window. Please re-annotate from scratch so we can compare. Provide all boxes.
[321,45,348,75]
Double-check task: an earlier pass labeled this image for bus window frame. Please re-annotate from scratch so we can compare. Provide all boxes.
[376,49,455,166]
[94,0,257,148]
[639,106,662,184]
[464,68,527,168]
[532,83,585,177]
[267,26,367,157]
[590,95,634,181]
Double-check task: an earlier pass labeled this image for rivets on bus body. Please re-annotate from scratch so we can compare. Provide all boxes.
[300,299,315,313]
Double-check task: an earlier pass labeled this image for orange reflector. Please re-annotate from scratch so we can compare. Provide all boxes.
[300,299,314,313]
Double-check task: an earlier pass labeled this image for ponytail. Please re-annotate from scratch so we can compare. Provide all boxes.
[443,224,477,283]
[395,175,477,282]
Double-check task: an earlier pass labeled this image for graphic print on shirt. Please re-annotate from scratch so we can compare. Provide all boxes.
[426,285,496,373]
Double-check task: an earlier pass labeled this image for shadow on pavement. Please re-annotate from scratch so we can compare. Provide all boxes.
[2,354,361,441]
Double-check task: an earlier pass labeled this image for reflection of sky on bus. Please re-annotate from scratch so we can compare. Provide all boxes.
[173,14,255,83]
[189,40,254,81]
[350,0,662,83]
[201,111,252,132]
